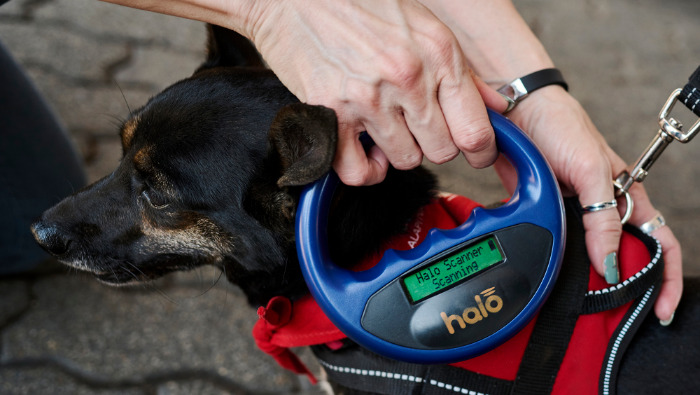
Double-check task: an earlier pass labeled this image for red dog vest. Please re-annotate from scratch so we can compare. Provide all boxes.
[253,194,662,394]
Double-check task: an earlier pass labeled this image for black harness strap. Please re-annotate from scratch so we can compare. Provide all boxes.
[598,227,663,395]
[599,284,661,395]
[313,341,514,395]
[510,198,590,394]
[680,65,700,116]
[582,226,663,314]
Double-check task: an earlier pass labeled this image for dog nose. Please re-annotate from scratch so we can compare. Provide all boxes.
[31,221,71,257]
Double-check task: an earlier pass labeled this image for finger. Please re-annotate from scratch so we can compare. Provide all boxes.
[332,128,389,186]
[652,226,683,323]
[625,184,683,323]
[400,92,460,165]
[578,164,623,284]
[471,73,510,114]
[493,154,517,195]
[360,107,425,171]
[438,70,497,169]
[582,206,623,284]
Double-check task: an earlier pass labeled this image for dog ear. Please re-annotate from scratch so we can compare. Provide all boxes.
[195,24,265,72]
[269,103,338,187]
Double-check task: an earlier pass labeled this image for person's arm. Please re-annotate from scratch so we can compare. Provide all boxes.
[101,0,260,38]
[420,0,553,83]
[420,0,681,322]
[103,0,508,186]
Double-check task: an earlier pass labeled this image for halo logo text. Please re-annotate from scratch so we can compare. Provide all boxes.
[440,287,503,334]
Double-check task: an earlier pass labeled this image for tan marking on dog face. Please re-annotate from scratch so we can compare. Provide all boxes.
[139,213,232,259]
[133,146,174,197]
[121,116,140,150]
[133,147,152,173]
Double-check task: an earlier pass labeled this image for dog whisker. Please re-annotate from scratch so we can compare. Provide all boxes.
[118,262,138,282]
[120,260,177,305]
[104,113,128,131]
[192,266,225,298]
[214,265,231,324]
[115,81,132,115]
[97,255,177,305]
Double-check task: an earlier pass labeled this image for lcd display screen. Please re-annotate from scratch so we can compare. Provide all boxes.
[401,236,505,303]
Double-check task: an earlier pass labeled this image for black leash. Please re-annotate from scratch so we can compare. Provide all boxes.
[681,65,700,116]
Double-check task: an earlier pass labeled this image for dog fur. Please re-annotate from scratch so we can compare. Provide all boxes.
[32,25,700,394]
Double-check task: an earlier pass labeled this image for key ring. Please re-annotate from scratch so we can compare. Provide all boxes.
[613,181,634,224]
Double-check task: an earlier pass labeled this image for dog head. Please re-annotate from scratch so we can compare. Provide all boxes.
[32,27,340,303]
[32,25,435,306]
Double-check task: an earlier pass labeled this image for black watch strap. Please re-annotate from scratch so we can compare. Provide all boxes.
[497,68,569,112]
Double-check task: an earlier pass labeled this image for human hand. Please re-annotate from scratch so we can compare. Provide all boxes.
[501,86,681,322]
[250,0,507,185]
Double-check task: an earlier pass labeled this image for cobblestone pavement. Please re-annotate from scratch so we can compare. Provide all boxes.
[1,0,698,394]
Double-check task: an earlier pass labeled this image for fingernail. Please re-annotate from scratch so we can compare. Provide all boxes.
[604,252,619,284]
[660,311,675,327]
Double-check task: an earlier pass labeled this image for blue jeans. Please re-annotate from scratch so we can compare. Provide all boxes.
[0,40,86,274]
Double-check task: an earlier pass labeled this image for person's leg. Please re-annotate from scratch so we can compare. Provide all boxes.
[0,40,86,274]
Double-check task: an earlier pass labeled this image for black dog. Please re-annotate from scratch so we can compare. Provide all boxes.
[32,25,700,394]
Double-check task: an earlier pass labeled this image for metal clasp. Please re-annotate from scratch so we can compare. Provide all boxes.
[497,79,529,113]
[658,88,700,143]
[614,89,700,223]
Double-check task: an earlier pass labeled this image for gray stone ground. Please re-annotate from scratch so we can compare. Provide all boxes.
[0,0,698,393]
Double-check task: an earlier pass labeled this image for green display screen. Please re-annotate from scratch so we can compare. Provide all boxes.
[401,236,505,303]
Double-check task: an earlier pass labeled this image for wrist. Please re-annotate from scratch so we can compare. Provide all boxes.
[219,0,275,40]
[497,68,568,113]
[419,0,554,82]
[235,0,279,42]
[511,84,572,113]
[507,84,576,139]
[101,1,272,41]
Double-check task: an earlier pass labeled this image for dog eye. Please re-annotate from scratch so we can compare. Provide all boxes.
[141,189,169,209]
